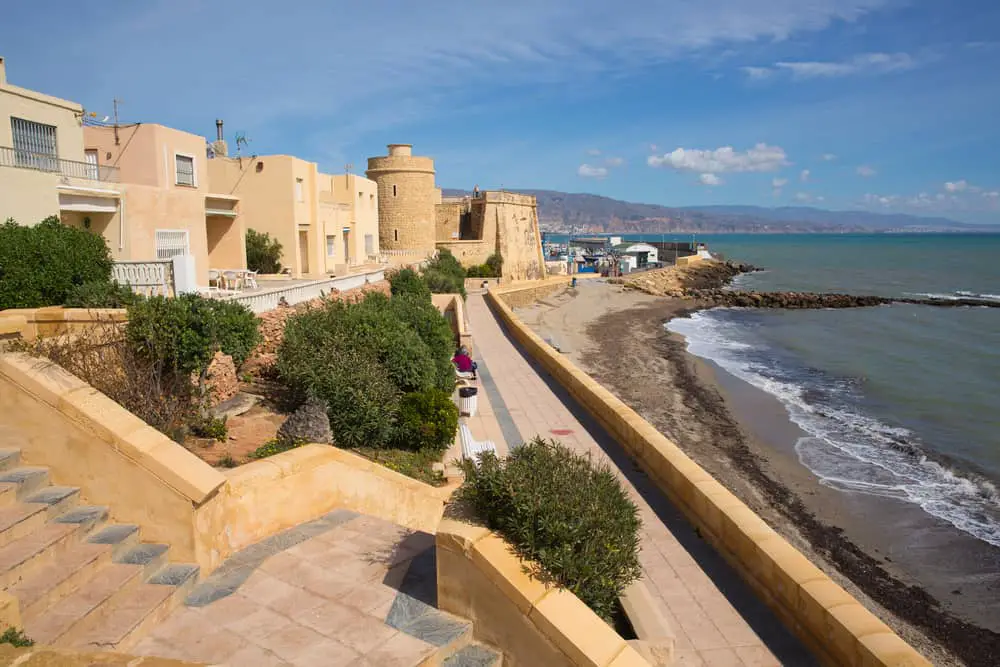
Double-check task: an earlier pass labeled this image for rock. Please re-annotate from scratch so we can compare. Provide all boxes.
[211,392,259,420]
[277,396,333,445]
[202,351,239,407]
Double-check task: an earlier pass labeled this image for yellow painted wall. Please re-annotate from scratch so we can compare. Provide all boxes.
[0,61,85,224]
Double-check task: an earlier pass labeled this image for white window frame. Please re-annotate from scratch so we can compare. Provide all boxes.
[155,229,190,260]
[174,152,197,187]
[326,235,336,257]
[296,178,304,202]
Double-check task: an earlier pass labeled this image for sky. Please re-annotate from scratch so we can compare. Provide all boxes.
[2,1,999,224]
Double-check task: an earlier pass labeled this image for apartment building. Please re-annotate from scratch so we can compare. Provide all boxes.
[208,155,379,278]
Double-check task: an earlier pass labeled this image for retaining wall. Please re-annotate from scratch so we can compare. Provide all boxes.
[486,286,930,667]
[432,293,472,353]
[0,307,127,341]
[437,518,650,667]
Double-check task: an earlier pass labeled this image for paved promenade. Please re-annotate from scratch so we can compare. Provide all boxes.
[466,291,815,667]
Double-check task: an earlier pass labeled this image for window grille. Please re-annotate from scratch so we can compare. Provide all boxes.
[175,155,195,186]
[11,117,57,171]
[155,230,190,260]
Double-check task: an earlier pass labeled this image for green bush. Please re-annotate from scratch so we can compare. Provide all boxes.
[457,437,642,620]
[423,249,467,298]
[389,268,431,300]
[389,294,458,391]
[0,216,113,309]
[0,627,33,647]
[467,254,503,278]
[246,229,283,274]
[64,280,140,308]
[249,437,306,460]
[192,415,228,441]
[396,389,459,453]
[126,294,260,377]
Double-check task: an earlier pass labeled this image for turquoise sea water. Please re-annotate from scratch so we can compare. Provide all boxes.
[661,234,1000,548]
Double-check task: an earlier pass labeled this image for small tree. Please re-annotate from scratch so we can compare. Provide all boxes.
[246,229,283,274]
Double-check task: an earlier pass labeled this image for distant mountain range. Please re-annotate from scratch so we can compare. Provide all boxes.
[442,189,999,233]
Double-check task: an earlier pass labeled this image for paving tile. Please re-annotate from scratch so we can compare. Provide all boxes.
[226,606,295,639]
[256,623,331,662]
[673,649,707,666]
[240,571,303,607]
[335,610,401,654]
[268,583,329,618]
[156,626,247,663]
[291,598,367,637]
[289,640,361,667]
[734,645,783,667]
[224,643,292,666]
[196,591,258,626]
[340,580,399,613]
[699,647,746,667]
[361,629,436,667]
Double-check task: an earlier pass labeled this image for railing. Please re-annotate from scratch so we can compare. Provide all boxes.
[0,146,120,183]
[112,260,175,297]
[226,269,385,313]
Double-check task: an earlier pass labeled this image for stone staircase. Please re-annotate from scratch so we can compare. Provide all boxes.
[0,448,199,652]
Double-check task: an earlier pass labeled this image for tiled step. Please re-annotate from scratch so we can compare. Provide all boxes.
[442,643,503,667]
[24,560,146,645]
[0,503,49,548]
[26,485,81,518]
[65,564,200,653]
[10,523,134,617]
[0,467,50,501]
[0,521,91,589]
[388,594,473,667]
[0,450,22,473]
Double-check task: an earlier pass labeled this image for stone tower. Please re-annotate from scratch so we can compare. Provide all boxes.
[366,144,437,255]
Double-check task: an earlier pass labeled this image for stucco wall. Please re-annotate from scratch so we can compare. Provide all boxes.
[120,183,212,280]
[437,519,649,667]
[484,288,931,667]
[0,71,85,224]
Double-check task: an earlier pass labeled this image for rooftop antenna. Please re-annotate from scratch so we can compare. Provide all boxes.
[113,97,122,145]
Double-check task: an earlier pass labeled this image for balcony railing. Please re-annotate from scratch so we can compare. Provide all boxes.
[0,146,120,184]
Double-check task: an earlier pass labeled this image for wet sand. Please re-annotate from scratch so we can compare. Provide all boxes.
[516,279,1000,667]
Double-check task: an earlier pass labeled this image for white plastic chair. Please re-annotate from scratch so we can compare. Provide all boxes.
[222,270,243,292]
[243,269,259,290]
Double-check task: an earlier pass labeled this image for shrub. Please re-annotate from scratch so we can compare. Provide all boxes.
[389,268,431,300]
[0,627,33,647]
[465,253,503,279]
[457,437,642,620]
[396,389,459,454]
[246,229,283,274]
[423,249,467,298]
[0,216,113,309]
[64,280,140,308]
[192,415,228,441]
[249,437,305,460]
[389,294,458,391]
[126,294,260,378]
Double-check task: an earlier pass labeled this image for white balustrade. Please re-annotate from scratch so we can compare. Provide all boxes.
[226,269,385,313]
[111,261,175,297]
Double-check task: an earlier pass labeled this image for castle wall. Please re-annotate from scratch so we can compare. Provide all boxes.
[486,192,545,281]
[436,240,493,267]
[366,145,437,256]
[436,201,463,241]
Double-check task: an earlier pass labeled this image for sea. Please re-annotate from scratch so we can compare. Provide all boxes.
[657,233,1000,551]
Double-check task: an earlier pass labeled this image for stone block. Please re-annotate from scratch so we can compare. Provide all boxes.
[437,519,489,555]
[530,588,626,667]
[858,632,932,667]
[0,353,88,408]
[798,579,856,638]
[824,603,892,665]
[471,534,551,614]
[57,386,150,449]
[135,440,226,504]
[762,538,826,611]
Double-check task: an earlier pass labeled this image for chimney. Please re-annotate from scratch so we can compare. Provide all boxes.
[211,119,228,158]
[0,57,6,86]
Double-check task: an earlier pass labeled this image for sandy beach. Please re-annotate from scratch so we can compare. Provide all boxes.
[514,278,1000,667]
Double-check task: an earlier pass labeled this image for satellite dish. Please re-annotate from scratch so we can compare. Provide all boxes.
[101,116,110,123]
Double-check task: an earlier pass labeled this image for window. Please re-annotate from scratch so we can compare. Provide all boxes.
[175,154,195,186]
[394,229,398,242]
[296,178,304,202]
[155,230,190,260]
[393,184,397,197]
[370,194,375,208]
[11,117,57,170]
[358,191,362,200]
[326,235,336,256]
[365,234,374,256]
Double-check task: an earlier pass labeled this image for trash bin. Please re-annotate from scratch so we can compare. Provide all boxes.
[571,277,577,288]
[458,386,479,417]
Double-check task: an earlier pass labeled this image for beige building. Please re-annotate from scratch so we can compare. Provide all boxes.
[0,56,244,286]
[0,56,122,229]
[209,155,379,278]
[82,123,245,282]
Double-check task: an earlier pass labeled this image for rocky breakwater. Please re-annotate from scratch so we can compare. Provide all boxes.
[690,289,892,309]
[624,260,757,297]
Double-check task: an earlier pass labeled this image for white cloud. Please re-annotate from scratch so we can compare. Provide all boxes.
[648,143,788,173]
[822,153,837,161]
[578,163,608,178]
[794,192,814,202]
[984,191,999,199]
[772,177,788,187]
[773,52,917,79]
[800,169,810,182]
[856,165,877,177]
[699,173,723,186]
[586,148,602,156]
[741,66,773,80]
[945,180,967,193]
[605,156,625,167]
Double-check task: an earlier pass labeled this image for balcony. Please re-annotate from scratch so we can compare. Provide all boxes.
[0,146,120,184]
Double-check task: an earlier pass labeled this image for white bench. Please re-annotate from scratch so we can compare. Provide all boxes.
[459,421,497,463]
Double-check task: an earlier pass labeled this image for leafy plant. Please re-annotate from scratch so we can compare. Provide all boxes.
[466,254,503,278]
[0,627,33,647]
[0,216,113,309]
[389,267,431,300]
[217,453,239,468]
[457,437,642,621]
[396,389,459,454]
[192,415,228,441]
[64,280,141,308]
[245,229,283,274]
[249,437,306,460]
[389,294,458,391]
[423,249,467,298]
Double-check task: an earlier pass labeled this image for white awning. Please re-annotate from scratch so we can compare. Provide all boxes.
[205,208,238,217]
[58,193,118,213]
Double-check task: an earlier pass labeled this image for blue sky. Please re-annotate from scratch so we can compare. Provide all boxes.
[3,0,999,223]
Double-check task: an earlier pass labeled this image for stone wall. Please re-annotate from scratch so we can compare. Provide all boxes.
[484,289,932,667]
[436,239,493,267]
[486,192,546,282]
[436,201,463,241]
[0,307,128,341]
[366,147,437,254]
